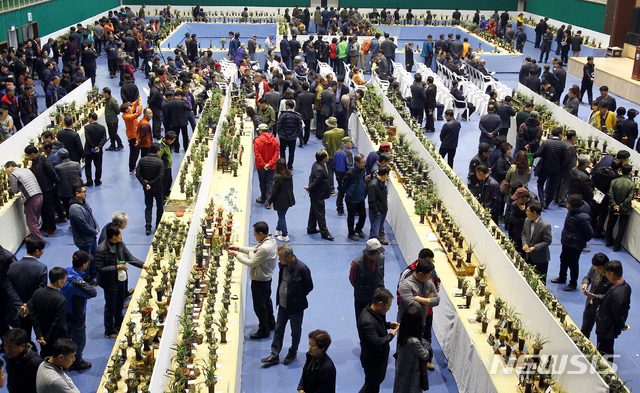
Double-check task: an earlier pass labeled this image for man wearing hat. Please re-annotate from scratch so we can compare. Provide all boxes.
[521,201,552,284]
[509,187,537,254]
[333,137,353,216]
[322,117,344,195]
[212,63,227,84]
[254,123,280,208]
[350,238,386,319]
[248,34,258,62]
[60,250,97,371]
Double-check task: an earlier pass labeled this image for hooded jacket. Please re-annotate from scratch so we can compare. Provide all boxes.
[4,343,43,393]
[68,198,99,247]
[60,266,97,325]
[561,201,593,250]
[517,117,542,152]
[253,132,280,170]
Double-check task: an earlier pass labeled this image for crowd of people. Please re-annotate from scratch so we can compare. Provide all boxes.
[0,4,635,393]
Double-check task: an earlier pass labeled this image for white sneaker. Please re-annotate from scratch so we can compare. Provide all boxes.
[130,170,136,175]
[275,230,282,236]
[277,235,290,242]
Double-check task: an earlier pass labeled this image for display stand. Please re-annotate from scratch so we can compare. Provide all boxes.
[351,80,610,393]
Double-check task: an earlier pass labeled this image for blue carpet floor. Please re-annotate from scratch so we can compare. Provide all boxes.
[2,35,640,393]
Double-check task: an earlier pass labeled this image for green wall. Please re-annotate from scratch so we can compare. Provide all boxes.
[0,0,119,41]
[527,0,605,32]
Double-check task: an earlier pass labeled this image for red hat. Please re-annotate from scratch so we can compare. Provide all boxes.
[214,63,222,68]
[380,142,391,152]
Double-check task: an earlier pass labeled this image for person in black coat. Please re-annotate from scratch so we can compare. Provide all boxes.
[533,127,567,208]
[580,253,611,338]
[2,328,43,393]
[0,245,17,337]
[595,260,631,357]
[120,74,139,105]
[368,165,390,243]
[523,69,541,94]
[56,117,85,163]
[539,28,553,63]
[81,44,98,86]
[438,109,461,168]
[468,143,491,197]
[554,25,565,55]
[268,159,295,241]
[296,82,315,146]
[148,79,164,139]
[297,329,335,393]
[305,150,334,240]
[95,222,148,338]
[135,143,165,234]
[165,90,191,152]
[620,109,638,149]
[518,58,534,84]
[28,267,67,358]
[410,75,426,126]
[356,288,399,393]
[534,19,547,48]
[581,57,595,104]
[262,246,314,366]
[187,34,198,62]
[24,145,58,236]
[498,98,516,136]
[450,80,475,119]
[569,155,594,204]
[83,114,107,186]
[425,77,437,132]
[541,80,558,103]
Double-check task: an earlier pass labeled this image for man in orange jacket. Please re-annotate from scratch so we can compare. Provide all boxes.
[121,97,142,174]
[254,123,280,208]
[137,108,153,157]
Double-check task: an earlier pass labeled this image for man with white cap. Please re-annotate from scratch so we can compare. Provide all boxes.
[349,239,386,320]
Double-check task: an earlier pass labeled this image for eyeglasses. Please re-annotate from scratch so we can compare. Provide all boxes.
[78,190,87,194]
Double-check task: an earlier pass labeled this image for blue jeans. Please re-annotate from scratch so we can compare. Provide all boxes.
[104,281,127,334]
[67,320,86,363]
[369,211,387,240]
[187,110,197,130]
[270,306,304,358]
[276,208,289,236]
[77,240,97,275]
[250,53,256,62]
[257,168,274,201]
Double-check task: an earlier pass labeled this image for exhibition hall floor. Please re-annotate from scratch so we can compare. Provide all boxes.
[2,40,639,393]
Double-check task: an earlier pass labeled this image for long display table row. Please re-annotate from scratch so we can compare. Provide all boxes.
[513,83,640,261]
[0,79,106,253]
[350,79,611,392]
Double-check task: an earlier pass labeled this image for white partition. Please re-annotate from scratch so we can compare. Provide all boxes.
[361,80,609,392]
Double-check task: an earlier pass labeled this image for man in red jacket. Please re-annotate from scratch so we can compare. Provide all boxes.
[254,123,280,209]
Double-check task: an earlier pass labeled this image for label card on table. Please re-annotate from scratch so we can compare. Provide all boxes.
[424,232,438,242]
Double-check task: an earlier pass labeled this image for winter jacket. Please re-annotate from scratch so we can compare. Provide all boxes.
[517,117,542,152]
[276,257,313,314]
[367,176,388,214]
[120,81,139,105]
[297,352,336,393]
[9,167,42,200]
[30,154,57,194]
[479,175,501,212]
[561,201,593,250]
[123,101,143,139]
[236,235,278,282]
[569,166,594,203]
[534,137,566,174]
[344,164,366,203]
[253,132,280,170]
[56,128,85,163]
[596,281,632,339]
[3,343,43,393]
[83,122,107,154]
[268,175,295,212]
[0,245,16,307]
[135,154,165,192]
[351,253,385,303]
[95,240,144,291]
[104,95,120,123]
[68,198,99,247]
[608,176,636,215]
[492,155,511,184]
[308,161,332,200]
[54,158,82,198]
[276,110,302,141]
[333,147,353,174]
[394,337,432,393]
[60,266,97,325]
[322,128,344,158]
[357,303,394,369]
[592,166,619,195]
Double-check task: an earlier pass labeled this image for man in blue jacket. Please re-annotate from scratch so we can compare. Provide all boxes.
[60,251,96,371]
[68,182,99,283]
[438,109,461,168]
[333,137,353,216]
